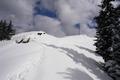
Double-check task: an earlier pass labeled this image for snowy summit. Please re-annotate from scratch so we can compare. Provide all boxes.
[0,31,112,80]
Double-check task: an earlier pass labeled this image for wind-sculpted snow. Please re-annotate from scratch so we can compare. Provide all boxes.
[0,31,112,80]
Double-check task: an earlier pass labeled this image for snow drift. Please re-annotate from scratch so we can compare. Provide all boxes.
[0,31,112,80]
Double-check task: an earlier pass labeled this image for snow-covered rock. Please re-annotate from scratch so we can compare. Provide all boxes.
[0,31,112,80]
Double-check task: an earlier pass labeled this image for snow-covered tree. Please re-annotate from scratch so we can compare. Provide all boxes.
[107,5,120,80]
[95,0,120,79]
[95,0,115,61]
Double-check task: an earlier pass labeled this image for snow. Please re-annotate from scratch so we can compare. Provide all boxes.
[0,31,112,80]
[111,1,120,8]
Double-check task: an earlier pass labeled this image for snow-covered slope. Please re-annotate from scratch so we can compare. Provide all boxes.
[0,31,112,80]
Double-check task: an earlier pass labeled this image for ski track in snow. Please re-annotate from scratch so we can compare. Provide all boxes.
[8,43,47,80]
[0,31,113,80]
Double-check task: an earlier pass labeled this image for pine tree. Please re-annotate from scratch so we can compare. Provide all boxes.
[7,20,15,39]
[95,0,120,79]
[111,5,120,64]
[105,5,120,80]
[0,20,15,40]
[95,0,114,61]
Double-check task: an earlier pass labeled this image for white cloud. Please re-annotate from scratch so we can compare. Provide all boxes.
[34,15,66,37]
[0,0,36,32]
[0,0,101,37]
[54,0,100,36]
[80,24,96,37]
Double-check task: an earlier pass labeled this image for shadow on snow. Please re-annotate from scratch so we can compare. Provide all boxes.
[44,44,112,80]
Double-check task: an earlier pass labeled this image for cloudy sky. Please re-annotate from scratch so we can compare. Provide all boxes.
[0,0,101,37]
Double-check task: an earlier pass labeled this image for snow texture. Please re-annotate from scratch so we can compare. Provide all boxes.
[0,31,112,80]
[111,1,120,8]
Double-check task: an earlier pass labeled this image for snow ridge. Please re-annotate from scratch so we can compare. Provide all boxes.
[0,31,112,80]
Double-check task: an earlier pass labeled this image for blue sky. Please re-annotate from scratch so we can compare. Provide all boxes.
[34,1,57,19]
